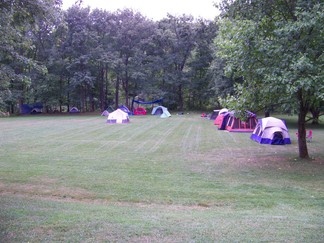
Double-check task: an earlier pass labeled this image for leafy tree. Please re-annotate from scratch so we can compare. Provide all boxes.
[186,19,218,109]
[157,15,197,110]
[0,0,60,112]
[88,9,118,111]
[215,0,324,159]
[27,1,65,112]
[64,6,97,111]
[111,9,156,108]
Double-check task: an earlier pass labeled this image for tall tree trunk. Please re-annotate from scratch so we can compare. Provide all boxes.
[89,85,95,112]
[59,75,63,112]
[123,68,129,108]
[80,86,86,112]
[67,79,70,112]
[105,69,109,109]
[178,84,183,111]
[115,76,120,109]
[125,77,129,108]
[99,64,105,111]
[297,89,309,159]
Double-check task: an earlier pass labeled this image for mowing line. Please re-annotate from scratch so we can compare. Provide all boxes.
[227,132,238,143]
[181,124,193,153]
[195,125,202,152]
[98,118,162,152]
[130,118,168,153]
[147,119,181,154]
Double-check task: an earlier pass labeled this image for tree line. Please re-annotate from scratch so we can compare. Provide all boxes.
[0,0,223,113]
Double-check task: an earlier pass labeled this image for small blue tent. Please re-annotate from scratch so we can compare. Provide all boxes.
[21,103,43,114]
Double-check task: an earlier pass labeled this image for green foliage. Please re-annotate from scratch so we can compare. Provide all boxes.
[216,1,323,110]
[0,0,61,112]
[215,0,324,158]
[0,2,219,112]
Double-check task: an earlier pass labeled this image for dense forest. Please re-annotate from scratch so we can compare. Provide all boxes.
[0,0,323,157]
[0,0,225,113]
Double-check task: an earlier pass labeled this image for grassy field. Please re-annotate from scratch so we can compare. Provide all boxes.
[0,113,323,242]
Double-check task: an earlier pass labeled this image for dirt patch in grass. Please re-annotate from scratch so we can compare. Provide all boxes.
[0,179,211,211]
[0,177,95,202]
[0,191,211,212]
[187,147,323,174]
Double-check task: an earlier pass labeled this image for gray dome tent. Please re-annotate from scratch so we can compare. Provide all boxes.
[152,106,171,118]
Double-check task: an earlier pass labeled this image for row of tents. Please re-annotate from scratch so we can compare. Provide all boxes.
[104,104,291,145]
[210,108,291,145]
[104,105,171,124]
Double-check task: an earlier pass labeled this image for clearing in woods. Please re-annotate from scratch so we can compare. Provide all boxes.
[0,114,323,242]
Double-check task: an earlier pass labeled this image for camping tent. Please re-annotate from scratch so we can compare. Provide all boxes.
[21,103,43,114]
[217,112,231,130]
[69,107,80,113]
[152,106,171,118]
[134,107,147,115]
[118,105,132,115]
[101,110,109,116]
[30,108,42,114]
[250,117,291,145]
[214,108,229,125]
[209,109,220,120]
[225,111,257,132]
[106,106,115,113]
[101,106,115,116]
[107,109,130,124]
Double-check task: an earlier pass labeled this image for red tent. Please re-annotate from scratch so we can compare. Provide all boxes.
[225,112,257,132]
[134,107,147,115]
[214,108,228,125]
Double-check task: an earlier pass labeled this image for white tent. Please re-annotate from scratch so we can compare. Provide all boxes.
[152,106,171,118]
[107,109,129,124]
[250,117,291,145]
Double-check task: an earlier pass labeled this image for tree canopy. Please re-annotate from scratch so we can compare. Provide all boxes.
[215,0,324,158]
[0,1,217,113]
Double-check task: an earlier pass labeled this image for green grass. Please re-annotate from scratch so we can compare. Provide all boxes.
[0,113,323,242]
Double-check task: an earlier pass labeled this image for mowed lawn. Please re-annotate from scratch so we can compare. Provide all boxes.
[0,113,323,242]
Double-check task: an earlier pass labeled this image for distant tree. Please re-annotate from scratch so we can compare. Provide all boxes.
[186,19,218,109]
[27,1,65,112]
[112,9,156,108]
[64,6,97,111]
[157,15,197,110]
[88,9,118,111]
